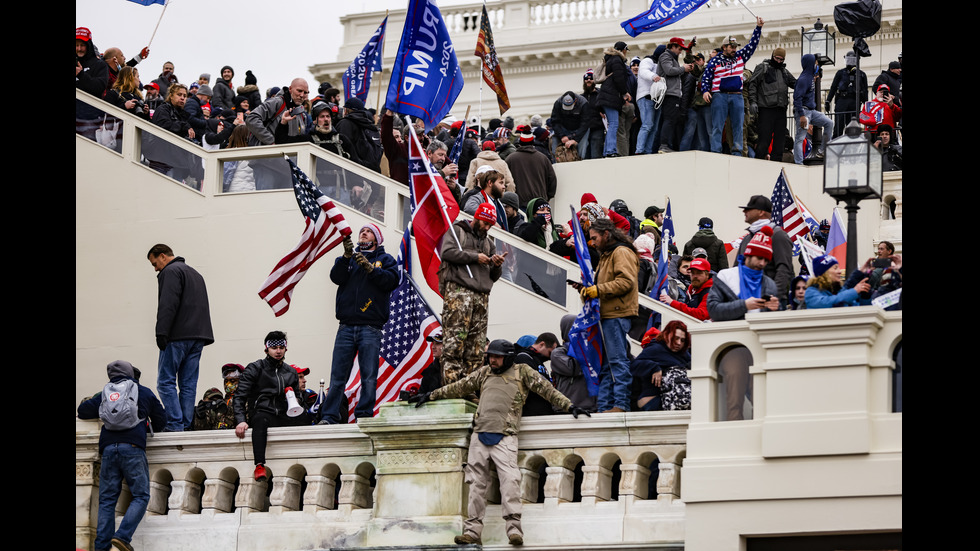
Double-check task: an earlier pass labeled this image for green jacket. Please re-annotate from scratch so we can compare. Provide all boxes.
[431,363,572,435]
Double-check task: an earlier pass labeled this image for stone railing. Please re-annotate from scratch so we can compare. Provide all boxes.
[76,401,689,550]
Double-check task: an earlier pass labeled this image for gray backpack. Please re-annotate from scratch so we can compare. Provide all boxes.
[99,379,143,431]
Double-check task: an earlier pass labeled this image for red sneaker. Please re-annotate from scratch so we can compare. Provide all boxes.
[253,464,268,482]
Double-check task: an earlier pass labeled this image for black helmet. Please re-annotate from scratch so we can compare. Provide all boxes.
[486,339,515,357]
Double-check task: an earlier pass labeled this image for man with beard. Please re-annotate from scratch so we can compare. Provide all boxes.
[212,65,236,112]
[581,69,605,159]
[309,102,353,160]
[409,339,590,546]
[426,139,462,205]
[245,77,311,146]
[438,203,507,385]
[464,166,509,230]
[319,224,399,424]
[659,257,713,321]
[233,331,306,482]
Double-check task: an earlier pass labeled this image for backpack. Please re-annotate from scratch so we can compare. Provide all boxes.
[661,367,692,410]
[593,58,609,84]
[98,379,144,431]
[354,125,384,170]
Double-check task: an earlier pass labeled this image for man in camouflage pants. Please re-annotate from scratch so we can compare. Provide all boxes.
[438,203,507,385]
[410,339,590,546]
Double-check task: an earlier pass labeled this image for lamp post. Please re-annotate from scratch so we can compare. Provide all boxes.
[823,120,882,270]
[801,19,836,164]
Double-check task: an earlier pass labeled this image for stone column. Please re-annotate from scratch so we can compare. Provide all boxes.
[580,465,613,505]
[542,466,575,505]
[338,473,372,514]
[358,399,478,546]
[269,475,303,513]
[201,478,236,513]
[147,480,171,515]
[76,460,99,550]
[618,463,652,504]
[235,479,268,513]
[304,474,337,511]
[168,480,202,514]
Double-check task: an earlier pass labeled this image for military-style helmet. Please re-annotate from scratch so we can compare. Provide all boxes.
[486,339,515,357]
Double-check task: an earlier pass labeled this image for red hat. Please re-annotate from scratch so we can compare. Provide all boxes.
[743,226,774,261]
[689,258,711,272]
[292,364,310,376]
[482,140,496,151]
[451,120,465,131]
[668,37,687,48]
[515,124,534,143]
[144,82,160,91]
[76,27,92,41]
[581,193,598,206]
[474,202,497,225]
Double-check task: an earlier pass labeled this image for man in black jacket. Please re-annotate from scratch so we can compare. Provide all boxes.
[234,331,306,482]
[320,224,399,424]
[78,360,166,551]
[748,48,797,161]
[597,41,632,157]
[147,244,214,432]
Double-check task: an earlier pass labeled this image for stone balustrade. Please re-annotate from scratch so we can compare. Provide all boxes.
[76,400,690,550]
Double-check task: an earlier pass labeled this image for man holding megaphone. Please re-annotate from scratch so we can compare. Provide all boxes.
[233,330,307,482]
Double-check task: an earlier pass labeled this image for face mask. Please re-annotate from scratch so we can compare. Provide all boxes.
[224,379,239,395]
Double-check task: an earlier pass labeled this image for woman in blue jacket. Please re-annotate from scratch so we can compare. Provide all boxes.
[805,255,871,309]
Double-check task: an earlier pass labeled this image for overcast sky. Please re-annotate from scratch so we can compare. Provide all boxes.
[76,0,472,94]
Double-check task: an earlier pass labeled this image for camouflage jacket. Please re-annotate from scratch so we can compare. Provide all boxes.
[431,362,572,435]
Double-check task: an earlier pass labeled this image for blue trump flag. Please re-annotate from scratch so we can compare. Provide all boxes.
[342,17,387,102]
[621,0,710,38]
[127,0,166,5]
[384,0,464,131]
[652,199,675,299]
[566,206,601,397]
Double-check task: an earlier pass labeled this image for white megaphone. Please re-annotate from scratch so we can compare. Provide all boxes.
[284,386,304,417]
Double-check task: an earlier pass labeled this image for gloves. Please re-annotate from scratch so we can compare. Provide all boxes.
[407,392,432,408]
[569,406,591,419]
[580,285,598,300]
[156,335,168,351]
[139,46,150,60]
[354,253,374,273]
[824,100,832,113]
[749,102,758,117]
[343,236,354,258]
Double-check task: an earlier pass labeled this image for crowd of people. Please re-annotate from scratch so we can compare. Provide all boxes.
[77,24,903,550]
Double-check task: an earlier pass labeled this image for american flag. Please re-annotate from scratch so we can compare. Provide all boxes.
[474,4,510,114]
[343,275,441,421]
[566,205,601,397]
[408,122,460,295]
[447,125,465,165]
[769,169,810,250]
[652,199,675,299]
[258,157,352,316]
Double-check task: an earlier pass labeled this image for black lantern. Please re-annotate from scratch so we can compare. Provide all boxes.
[801,18,836,66]
[823,120,882,270]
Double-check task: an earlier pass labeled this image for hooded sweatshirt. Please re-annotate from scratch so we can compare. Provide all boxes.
[793,54,819,117]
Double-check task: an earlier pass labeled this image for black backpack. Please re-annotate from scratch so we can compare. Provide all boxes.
[354,125,384,171]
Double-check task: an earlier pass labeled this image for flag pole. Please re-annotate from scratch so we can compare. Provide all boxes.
[147,0,172,49]
[408,117,474,279]
[736,0,758,18]
[375,11,389,115]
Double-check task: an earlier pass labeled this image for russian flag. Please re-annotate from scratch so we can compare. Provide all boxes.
[826,208,847,269]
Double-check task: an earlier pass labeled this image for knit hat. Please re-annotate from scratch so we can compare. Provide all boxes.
[221,65,235,78]
[581,193,598,206]
[245,70,257,86]
[492,127,510,140]
[581,202,606,225]
[197,84,213,97]
[529,114,544,128]
[812,254,839,277]
[888,61,901,70]
[584,69,595,80]
[360,223,384,245]
[474,203,497,225]
[533,126,550,141]
[501,192,520,211]
[743,226,774,261]
[630,56,641,66]
[773,47,786,59]
[345,97,365,110]
[516,124,535,143]
[199,72,211,82]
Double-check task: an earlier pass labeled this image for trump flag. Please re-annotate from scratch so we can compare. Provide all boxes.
[621,0,710,38]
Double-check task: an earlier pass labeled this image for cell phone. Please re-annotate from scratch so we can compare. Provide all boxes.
[566,279,583,289]
[761,294,772,301]
[291,105,306,115]
[872,258,891,269]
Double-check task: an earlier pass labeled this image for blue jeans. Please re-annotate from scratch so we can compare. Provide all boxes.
[680,104,710,152]
[95,443,150,551]
[794,107,834,164]
[635,97,657,154]
[322,324,382,423]
[710,92,744,155]
[597,317,632,411]
[157,339,204,431]
[602,106,620,156]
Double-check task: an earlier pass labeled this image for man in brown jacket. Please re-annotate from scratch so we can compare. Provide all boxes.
[578,218,639,412]
[437,203,507,385]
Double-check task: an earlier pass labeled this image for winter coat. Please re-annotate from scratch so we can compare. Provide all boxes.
[464,150,516,192]
[76,35,108,100]
[595,241,639,319]
[330,245,400,328]
[657,48,686,98]
[519,197,562,249]
[245,93,307,146]
[701,25,761,94]
[153,101,195,140]
[636,55,659,100]
[683,229,729,272]
[77,374,166,453]
[667,277,713,321]
[706,266,778,321]
[212,78,235,111]
[233,356,300,424]
[550,314,597,413]
[804,270,872,309]
[505,145,557,208]
[154,257,214,345]
[551,91,591,142]
[631,341,690,404]
[748,57,797,109]
[872,70,902,106]
[826,67,868,109]
[597,48,630,110]
[336,108,382,172]
[737,222,793,304]
[793,54,819,116]
[438,220,502,294]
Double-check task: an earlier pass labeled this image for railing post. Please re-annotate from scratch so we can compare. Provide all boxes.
[269,475,303,513]
[337,473,372,513]
[168,480,202,514]
[304,474,337,511]
[580,464,613,504]
[201,478,236,513]
[235,478,269,513]
[76,460,99,549]
[147,480,171,515]
[519,465,540,503]
[543,466,575,504]
[618,463,652,503]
